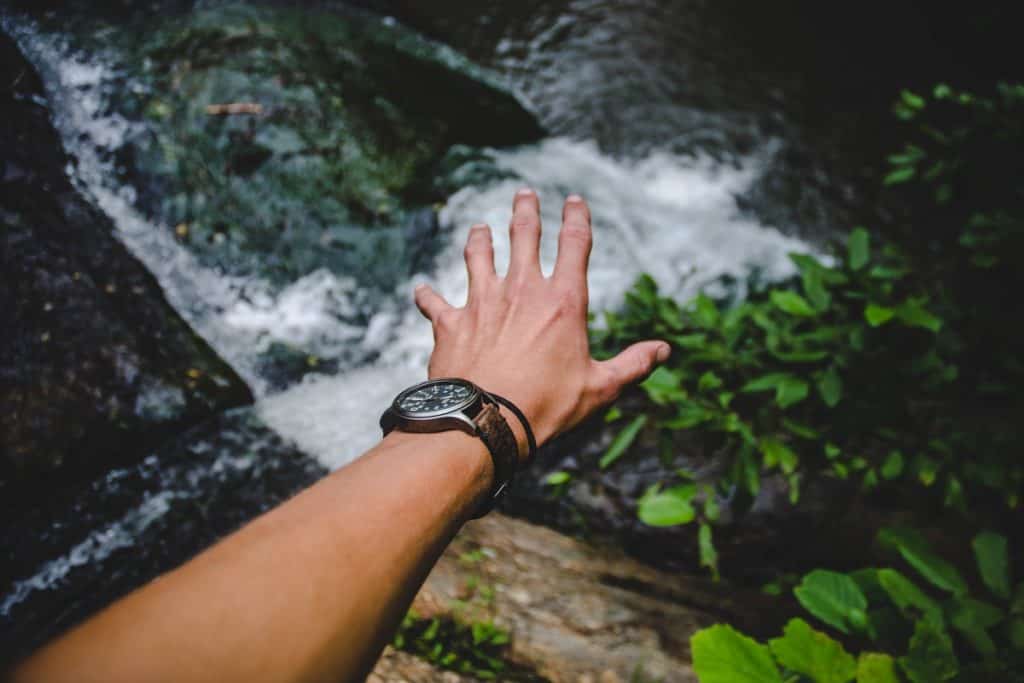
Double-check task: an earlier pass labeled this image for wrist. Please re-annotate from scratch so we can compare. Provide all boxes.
[378,430,494,518]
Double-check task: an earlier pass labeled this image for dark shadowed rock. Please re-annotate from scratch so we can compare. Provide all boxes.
[0,32,252,502]
[0,407,325,668]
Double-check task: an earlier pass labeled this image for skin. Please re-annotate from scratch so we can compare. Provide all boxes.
[11,190,668,683]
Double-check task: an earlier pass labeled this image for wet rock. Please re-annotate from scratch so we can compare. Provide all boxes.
[0,407,325,668]
[0,32,252,500]
[402,513,788,683]
[14,2,545,286]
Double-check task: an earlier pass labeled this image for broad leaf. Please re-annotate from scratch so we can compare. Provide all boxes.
[691,624,782,683]
[972,531,1010,600]
[759,437,798,474]
[848,228,870,270]
[771,290,816,317]
[895,299,942,332]
[948,597,1003,656]
[856,653,899,683]
[741,372,793,393]
[693,294,720,328]
[775,376,810,408]
[818,367,843,407]
[544,471,571,486]
[865,304,895,327]
[899,620,958,683]
[640,366,684,405]
[638,487,695,527]
[880,451,904,480]
[896,542,968,597]
[769,618,856,683]
[877,569,942,620]
[794,570,869,634]
[599,415,647,469]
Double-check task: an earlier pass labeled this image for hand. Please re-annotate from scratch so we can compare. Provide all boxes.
[414,189,670,460]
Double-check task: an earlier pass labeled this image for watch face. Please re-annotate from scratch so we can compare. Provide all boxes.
[394,379,478,418]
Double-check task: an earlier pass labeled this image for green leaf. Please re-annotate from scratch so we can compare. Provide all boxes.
[664,402,714,429]
[877,569,942,620]
[640,366,684,405]
[693,294,720,328]
[638,488,696,527]
[883,167,916,186]
[690,624,782,683]
[699,523,719,581]
[818,368,843,407]
[896,542,968,597]
[769,618,856,683]
[865,304,895,326]
[604,406,623,422]
[948,598,1003,656]
[972,531,1011,600]
[775,376,810,409]
[898,620,958,683]
[794,570,869,634]
[901,89,926,110]
[544,471,571,486]
[880,451,904,480]
[856,653,899,683]
[848,228,870,270]
[599,415,647,469]
[759,437,798,474]
[895,300,942,332]
[803,267,832,311]
[698,370,724,392]
[771,290,817,317]
[741,372,794,393]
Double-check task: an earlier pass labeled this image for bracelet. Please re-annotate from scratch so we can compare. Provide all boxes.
[483,391,537,461]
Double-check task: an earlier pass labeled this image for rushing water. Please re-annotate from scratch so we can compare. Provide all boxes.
[6,10,811,469]
[1,2,837,638]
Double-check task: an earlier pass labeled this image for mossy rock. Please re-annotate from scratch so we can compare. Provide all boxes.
[109,3,543,283]
[0,32,251,498]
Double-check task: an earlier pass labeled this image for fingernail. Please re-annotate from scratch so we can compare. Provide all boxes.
[470,223,488,231]
[516,187,535,197]
[656,343,671,362]
[567,193,583,203]
[414,283,428,293]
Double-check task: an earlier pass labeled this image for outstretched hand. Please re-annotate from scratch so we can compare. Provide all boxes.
[414,189,670,458]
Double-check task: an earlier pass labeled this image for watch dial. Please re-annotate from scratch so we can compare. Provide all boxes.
[397,381,475,415]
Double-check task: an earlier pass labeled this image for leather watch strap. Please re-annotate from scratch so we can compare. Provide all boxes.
[471,400,518,518]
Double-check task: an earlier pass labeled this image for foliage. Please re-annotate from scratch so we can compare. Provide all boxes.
[690,530,1024,682]
[393,611,513,679]
[590,83,1024,576]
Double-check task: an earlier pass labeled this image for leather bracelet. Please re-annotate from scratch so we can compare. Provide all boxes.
[483,391,537,462]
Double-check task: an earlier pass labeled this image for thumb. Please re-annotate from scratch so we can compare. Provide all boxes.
[599,340,671,391]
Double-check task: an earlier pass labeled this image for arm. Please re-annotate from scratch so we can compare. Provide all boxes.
[12,190,668,683]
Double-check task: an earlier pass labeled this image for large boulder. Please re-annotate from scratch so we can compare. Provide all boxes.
[0,407,325,668]
[17,1,545,285]
[0,32,252,503]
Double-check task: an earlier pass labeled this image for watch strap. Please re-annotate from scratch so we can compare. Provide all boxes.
[471,399,518,518]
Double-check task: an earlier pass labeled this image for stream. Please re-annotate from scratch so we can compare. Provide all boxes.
[1,0,858,662]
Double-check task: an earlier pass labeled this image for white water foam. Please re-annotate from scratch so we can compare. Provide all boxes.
[8,20,810,472]
[257,139,810,468]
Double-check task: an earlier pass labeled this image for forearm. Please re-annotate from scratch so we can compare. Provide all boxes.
[12,430,492,683]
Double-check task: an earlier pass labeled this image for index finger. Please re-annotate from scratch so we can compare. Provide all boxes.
[552,194,593,287]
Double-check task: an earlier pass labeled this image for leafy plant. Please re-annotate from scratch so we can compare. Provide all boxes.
[393,611,514,679]
[691,530,1024,682]
[590,83,1024,577]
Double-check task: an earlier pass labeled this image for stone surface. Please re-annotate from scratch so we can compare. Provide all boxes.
[0,407,326,669]
[391,513,787,683]
[0,31,251,500]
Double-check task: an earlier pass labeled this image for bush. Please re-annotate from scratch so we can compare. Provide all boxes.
[591,83,1024,577]
[690,529,1024,682]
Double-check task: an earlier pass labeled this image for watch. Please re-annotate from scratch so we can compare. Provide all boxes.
[380,378,534,517]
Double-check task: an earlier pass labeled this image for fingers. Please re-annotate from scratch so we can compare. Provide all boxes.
[413,283,453,322]
[464,224,495,299]
[507,188,542,280]
[596,341,671,398]
[553,194,592,285]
